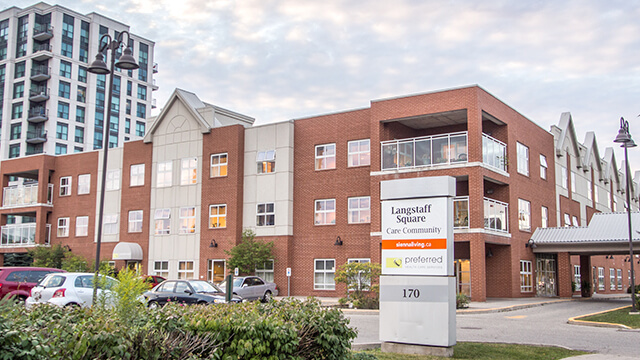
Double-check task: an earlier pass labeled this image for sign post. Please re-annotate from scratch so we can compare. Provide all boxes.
[286,267,291,297]
[379,176,456,357]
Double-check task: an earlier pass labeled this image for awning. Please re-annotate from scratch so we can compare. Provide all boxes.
[112,242,143,260]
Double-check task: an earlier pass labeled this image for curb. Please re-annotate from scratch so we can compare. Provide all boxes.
[568,305,636,330]
[457,298,574,314]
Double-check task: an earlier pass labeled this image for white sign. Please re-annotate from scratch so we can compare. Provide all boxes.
[381,197,450,276]
[234,267,239,276]
[286,267,292,277]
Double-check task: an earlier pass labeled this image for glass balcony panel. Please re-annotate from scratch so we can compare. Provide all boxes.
[450,135,468,163]
[453,196,469,229]
[382,143,398,170]
[484,197,508,232]
[415,139,431,166]
[398,142,414,168]
[482,134,507,171]
[431,136,449,164]
[3,184,40,207]
[1,223,41,246]
[382,132,467,170]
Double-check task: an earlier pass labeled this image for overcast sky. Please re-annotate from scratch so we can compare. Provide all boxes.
[5,1,640,173]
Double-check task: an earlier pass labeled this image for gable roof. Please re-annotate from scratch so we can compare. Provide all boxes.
[555,112,584,167]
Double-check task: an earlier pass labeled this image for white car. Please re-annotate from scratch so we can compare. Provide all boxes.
[26,272,118,309]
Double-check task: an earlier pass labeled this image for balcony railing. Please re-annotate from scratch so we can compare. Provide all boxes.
[2,184,53,207]
[482,133,507,172]
[484,197,508,232]
[1,223,51,247]
[381,131,468,171]
[454,196,469,229]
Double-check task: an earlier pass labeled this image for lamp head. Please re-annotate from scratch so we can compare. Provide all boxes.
[115,47,139,70]
[334,236,343,246]
[87,53,110,75]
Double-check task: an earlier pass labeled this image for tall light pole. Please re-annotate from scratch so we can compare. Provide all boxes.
[87,32,139,304]
[614,117,637,313]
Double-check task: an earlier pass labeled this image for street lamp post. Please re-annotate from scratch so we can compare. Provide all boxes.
[614,117,638,313]
[87,32,139,304]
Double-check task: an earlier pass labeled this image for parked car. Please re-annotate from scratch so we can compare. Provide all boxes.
[0,267,66,302]
[220,276,278,302]
[141,275,166,288]
[25,272,118,309]
[142,280,242,307]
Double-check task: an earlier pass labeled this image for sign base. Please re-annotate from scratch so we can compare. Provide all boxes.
[382,342,453,357]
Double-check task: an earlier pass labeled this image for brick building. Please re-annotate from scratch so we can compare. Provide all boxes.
[0,85,637,301]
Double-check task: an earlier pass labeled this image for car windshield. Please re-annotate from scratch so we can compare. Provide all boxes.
[189,281,221,293]
[40,274,66,287]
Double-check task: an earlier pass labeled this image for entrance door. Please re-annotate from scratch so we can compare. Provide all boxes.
[454,259,471,296]
[208,259,226,284]
[126,261,140,273]
[536,254,557,297]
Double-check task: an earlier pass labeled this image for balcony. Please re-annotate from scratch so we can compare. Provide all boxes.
[2,184,53,207]
[33,24,53,41]
[381,132,468,171]
[30,66,51,82]
[482,134,507,172]
[151,78,159,91]
[484,197,508,233]
[27,107,48,123]
[29,88,50,102]
[152,98,157,109]
[1,223,51,247]
[32,43,53,61]
[26,130,47,144]
[153,62,158,73]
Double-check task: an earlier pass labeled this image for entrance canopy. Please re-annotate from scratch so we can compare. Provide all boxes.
[112,242,143,260]
[530,212,640,255]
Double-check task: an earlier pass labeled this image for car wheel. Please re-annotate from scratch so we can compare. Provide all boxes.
[262,291,272,303]
[148,301,160,309]
[64,303,80,309]
[197,301,208,306]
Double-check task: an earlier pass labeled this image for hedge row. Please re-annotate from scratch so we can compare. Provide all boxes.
[0,297,357,360]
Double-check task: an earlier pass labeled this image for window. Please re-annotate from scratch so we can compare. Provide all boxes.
[573,265,581,291]
[518,199,531,231]
[315,143,336,170]
[610,268,616,290]
[60,176,71,196]
[78,174,90,195]
[12,103,23,119]
[257,150,276,173]
[56,122,68,140]
[348,139,370,167]
[135,121,145,136]
[61,41,72,58]
[137,84,147,100]
[13,82,24,98]
[128,210,143,233]
[76,106,85,123]
[255,260,274,282]
[154,208,171,235]
[58,102,69,119]
[598,267,605,291]
[561,167,568,189]
[520,260,532,292]
[564,213,571,227]
[516,142,529,176]
[126,99,131,115]
[10,123,21,140]
[572,216,579,227]
[180,158,197,185]
[571,172,576,193]
[59,60,72,78]
[209,204,227,228]
[75,127,84,143]
[58,81,70,98]
[77,86,86,102]
[347,258,372,290]
[55,143,67,155]
[9,144,20,158]
[127,81,132,96]
[314,259,335,290]
[178,261,194,279]
[106,169,120,191]
[617,269,622,290]
[14,61,25,78]
[136,103,146,118]
[256,203,275,226]
[179,207,196,233]
[541,206,548,228]
[78,66,87,82]
[210,153,228,177]
[587,180,593,201]
[103,214,119,235]
[594,186,599,204]
[57,217,70,237]
[125,118,131,134]
[348,196,370,223]
[130,164,145,186]
[315,199,336,225]
[154,261,169,277]
[157,161,172,187]
[75,216,88,237]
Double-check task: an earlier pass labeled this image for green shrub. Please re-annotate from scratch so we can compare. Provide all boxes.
[627,284,640,294]
[456,293,470,309]
[335,262,381,309]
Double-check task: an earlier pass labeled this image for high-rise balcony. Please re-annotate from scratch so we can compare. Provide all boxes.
[153,62,158,73]
[27,107,48,123]
[2,184,53,208]
[26,130,47,144]
[32,43,53,61]
[381,131,468,171]
[30,66,51,82]
[152,98,157,109]
[29,88,50,102]
[482,133,507,172]
[33,24,53,41]
[484,197,508,233]
[1,224,51,247]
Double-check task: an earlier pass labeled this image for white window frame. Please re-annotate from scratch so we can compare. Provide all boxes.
[610,268,616,290]
[257,150,276,174]
[156,161,172,188]
[77,174,90,195]
[314,259,336,290]
[315,143,336,170]
[154,208,170,235]
[348,139,370,167]
[518,199,531,231]
[520,260,532,292]
[130,164,145,187]
[348,196,371,224]
[180,157,197,185]
[60,176,71,196]
[594,186,599,204]
[153,261,169,277]
[179,207,196,234]
[75,216,88,237]
[347,258,371,290]
[598,267,605,291]
[314,199,336,225]
[255,259,274,282]
[617,269,622,290]
[561,166,568,190]
[256,203,275,226]
[128,210,143,233]
[564,213,571,227]
[572,216,579,227]
[587,180,592,201]
[516,142,529,176]
[209,204,227,229]
[210,153,228,178]
[57,217,70,237]
[541,206,549,228]
[106,169,120,191]
[178,260,195,279]
[539,154,547,179]
[103,214,119,235]
[571,172,576,193]
[573,265,581,291]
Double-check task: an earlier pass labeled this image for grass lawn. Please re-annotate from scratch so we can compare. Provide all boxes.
[355,342,587,360]
[577,306,640,329]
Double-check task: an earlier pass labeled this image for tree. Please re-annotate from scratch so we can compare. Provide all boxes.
[335,262,381,309]
[225,229,274,275]
[28,244,66,268]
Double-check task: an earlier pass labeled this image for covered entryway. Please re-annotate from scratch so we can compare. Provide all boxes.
[536,254,556,296]
[112,242,144,262]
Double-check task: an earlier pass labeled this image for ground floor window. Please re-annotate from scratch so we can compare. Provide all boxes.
[598,267,605,291]
[255,260,274,282]
[520,260,533,292]
[208,259,226,283]
[455,259,471,296]
[593,267,597,292]
[536,254,556,297]
[154,261,169,277]
[610,268,616,290]
[617,269,622,290]
[178,261,195,279]
[347,258,371,290]
[573,265,581,291]
[314,259,335,290]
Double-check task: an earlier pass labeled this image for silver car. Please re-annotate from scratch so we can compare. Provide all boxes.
[26,272,118,309]
[220,276,278,302]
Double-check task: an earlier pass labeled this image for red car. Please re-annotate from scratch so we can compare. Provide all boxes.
[0,266,66,302]
[142,275,166,288]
